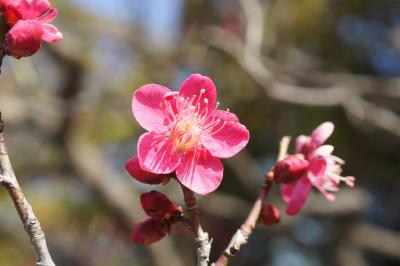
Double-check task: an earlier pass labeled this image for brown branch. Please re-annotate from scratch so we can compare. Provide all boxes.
[181,185,212,266]
[213,136,290,266]
[0,113,55,266]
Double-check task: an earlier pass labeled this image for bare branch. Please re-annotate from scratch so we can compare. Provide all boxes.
[0,113,55,266]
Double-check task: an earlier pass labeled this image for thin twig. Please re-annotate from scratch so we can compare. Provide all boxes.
[181,185,212,266]
[213,136,290,266]
[0,113,55,266]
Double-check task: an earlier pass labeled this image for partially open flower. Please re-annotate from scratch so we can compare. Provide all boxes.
[132,191,182,245]
[0,0,63,58]
[281,122,355,216]
[259,203,280,225]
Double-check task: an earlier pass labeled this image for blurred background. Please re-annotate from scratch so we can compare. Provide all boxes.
[0,0,400,265]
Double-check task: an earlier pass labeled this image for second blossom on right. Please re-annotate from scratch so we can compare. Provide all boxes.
[274,122,355,216]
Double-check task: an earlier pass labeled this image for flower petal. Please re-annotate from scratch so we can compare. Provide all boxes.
[286,176,312,216]
[37,7,57,23]
[307,156,327,183]
[132,218,166,244]
[295,135,310,154]
[176,149,223,195]
[41,23,62,42]
[18,0,52,20]
[179,74,217,113]
[281,182,294,203]
[125,156,166,184]
[4,20,43,59]
[141,191,180,219]
[132,84,171,133]
[202,110,249,158]
[311,122,334,147]
[138,132,181,174]
[312,145,334,157]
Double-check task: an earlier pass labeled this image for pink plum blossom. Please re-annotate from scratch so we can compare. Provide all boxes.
[132,74,249,195]
[281,122,355,215]
[0,0,63,58]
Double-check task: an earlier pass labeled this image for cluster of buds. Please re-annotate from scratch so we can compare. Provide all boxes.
[0,0,62,59]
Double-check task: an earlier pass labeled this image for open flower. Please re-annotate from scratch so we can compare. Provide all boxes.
[132,191,182,244]
[281,122,355,215]
[132,74,249,195]
[0,0,63,58]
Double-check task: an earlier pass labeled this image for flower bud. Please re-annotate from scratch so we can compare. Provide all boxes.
[273,155,309,184]
[132,218,167,244]
[260,203,280,225]
[141,191,181,220]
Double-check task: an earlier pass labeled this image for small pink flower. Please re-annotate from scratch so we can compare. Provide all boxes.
[132,74,249,195]
[281,122,355,215]
[259,203,280,225]
[132,191,182,244]
[125,156,170,185]
[1,0,63,58]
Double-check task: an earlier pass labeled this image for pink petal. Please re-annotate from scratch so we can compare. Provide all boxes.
[179,74,217,114]
[312,145,334,157]
[132,218,166,245]
[41,23,62,42]
[295,135,310,153]
[286,176,312,216]
[137,132,181,174]
[132,84,171,133]
[281,182,295,203]
[141,191,180,219]
[4,20,43,59]
[202,110,249,158]
[18,0,52,20]
[311,122,334,147]
[37,7,57,23]
[307,156,327,184]
[125,156,166,184]
[175,149,223,195]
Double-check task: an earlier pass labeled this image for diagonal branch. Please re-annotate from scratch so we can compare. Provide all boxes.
[0,113,55,266]
[212,136,290,266]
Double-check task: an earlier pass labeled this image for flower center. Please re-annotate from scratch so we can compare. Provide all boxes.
[163,90,227,153]
[170,106,202,153]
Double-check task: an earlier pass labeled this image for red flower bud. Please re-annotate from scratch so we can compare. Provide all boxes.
[132,218,167,244]
[125,157,169,185]
[260,203,280,225]
[273,155,309,184]
[140,191,181,220]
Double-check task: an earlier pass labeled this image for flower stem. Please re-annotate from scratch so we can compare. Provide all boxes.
[181,185,212,266]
